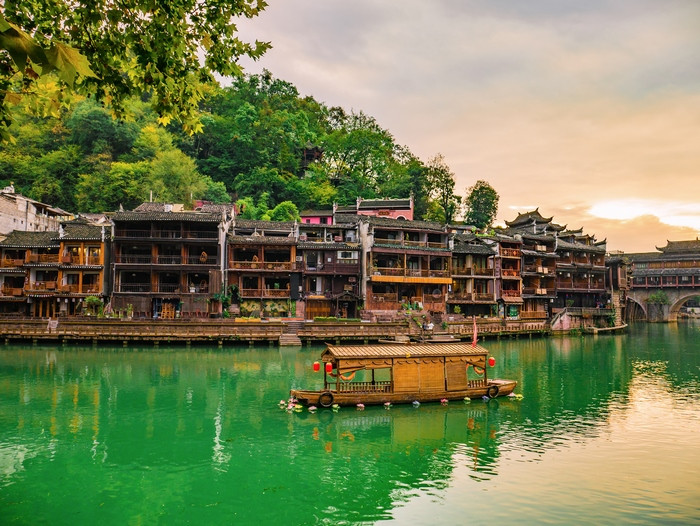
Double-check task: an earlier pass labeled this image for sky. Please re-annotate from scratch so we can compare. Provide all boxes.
[234,1,700,253]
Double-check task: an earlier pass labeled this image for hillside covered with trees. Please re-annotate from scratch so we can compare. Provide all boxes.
[0,71,497,224]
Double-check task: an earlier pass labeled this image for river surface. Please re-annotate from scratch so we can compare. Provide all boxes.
[1,322,699,525]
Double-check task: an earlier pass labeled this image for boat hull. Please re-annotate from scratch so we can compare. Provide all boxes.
[290,379,517,407]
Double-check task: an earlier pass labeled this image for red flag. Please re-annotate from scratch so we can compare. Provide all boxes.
[472,315,477,347]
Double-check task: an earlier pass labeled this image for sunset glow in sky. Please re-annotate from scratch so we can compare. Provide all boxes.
[236,1,700,252]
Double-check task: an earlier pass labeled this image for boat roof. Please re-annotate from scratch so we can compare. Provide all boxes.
[323,343,489,360]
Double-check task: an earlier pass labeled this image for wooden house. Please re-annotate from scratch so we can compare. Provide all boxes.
[298,215,361,319]
[227,219,298,318]
[111,204,229,318]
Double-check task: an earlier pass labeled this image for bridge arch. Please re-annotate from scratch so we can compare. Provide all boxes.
[669,292,700,322]
[626,297,647,321]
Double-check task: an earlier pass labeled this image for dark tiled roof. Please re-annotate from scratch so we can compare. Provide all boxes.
[300,209,333,216]
[133,202,171,212]
[228,235,296,246]
[657,239,700,253]
[0,231,58,248]
[512,232,557,243]
[197,204,234,216]
[112,211,221,222]
[521,249,559,258]
[556,239,606,253]
[298,242,361,250]
[633,268,700,277]
[625,252,663,261]
[332,214,361,226]
[358,198,411,210]
[505,208,553,227]
[62,222,104,241]
[452,234,496,255]
[364,215,446,232]
[233,219,295,231]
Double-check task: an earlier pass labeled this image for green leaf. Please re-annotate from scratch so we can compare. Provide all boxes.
[0,18,48,70]
[45,42,96,87]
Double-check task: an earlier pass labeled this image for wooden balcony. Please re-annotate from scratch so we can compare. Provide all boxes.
[371,267,450,279]
[1,287,23,296]
[522,287,550,295]
[26,254,59,264]
[183,230,218,240]
[229,261,296,271]
[115,255,152,264]
[59,284,100,294]
[115,229,151,238]
[239,288,290,298]
[1,258,25,267]
[501,248,521,257]
[117,283,151,293]
[185,255,217,265]
[501,269,520,277]
[303,262,360,274]
[26,281,58,291]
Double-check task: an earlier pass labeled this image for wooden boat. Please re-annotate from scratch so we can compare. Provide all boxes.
[290,342,517,407]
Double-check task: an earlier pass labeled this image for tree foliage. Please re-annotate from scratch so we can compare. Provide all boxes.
[463,180,499,230]
[0,69,456,218]
[425,153,460,224]
[0,0,270,141]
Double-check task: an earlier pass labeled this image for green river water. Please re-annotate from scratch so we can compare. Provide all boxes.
[1,322,699,525]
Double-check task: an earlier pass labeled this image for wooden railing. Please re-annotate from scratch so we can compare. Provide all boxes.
[303,262,360,274]
[118,283,151,293]
[374,239,448,250]
[240,288,290,298]
[26,281,58,291]
[60,284,100,294]
[115,255,152,264]
[229,261,296,271]
[186,255,217,265]
[27,254,59,263]
[371,267,450,278]
[1,258,25,267]
[501,289,521,297]
[501,248,521,257]
[520,310,548,319]
[335,381,392,393]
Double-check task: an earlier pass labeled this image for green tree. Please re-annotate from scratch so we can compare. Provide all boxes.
[0,0,270,141]
[203,177,230,204]
[463,180,499,230]
[425,153,460,224]
[75,160,149,211]
[66,100,139,158]
[269,201,300,222]
[146,150,206,206]
[235,192,270,220]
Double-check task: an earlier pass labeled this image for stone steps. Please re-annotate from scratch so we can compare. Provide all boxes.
[279,333,302,346]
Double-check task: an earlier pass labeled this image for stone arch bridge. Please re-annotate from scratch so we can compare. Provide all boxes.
[627,288,699,322]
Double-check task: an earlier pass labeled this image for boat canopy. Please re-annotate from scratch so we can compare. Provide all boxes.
[321,343,490,362]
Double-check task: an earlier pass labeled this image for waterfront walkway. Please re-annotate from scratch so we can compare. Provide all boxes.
[0,317,550,346]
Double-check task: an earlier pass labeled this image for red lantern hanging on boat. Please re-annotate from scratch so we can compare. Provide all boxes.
[325,362,333,373]
[313,361,320,372]
[488,356,496,367]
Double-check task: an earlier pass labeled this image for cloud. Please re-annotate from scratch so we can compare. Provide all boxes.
[233,1,700,251]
